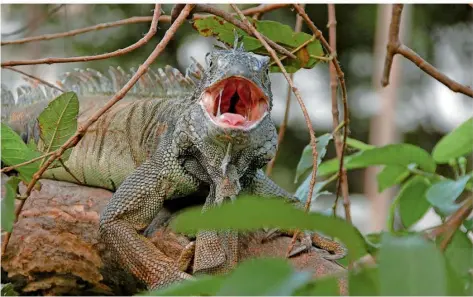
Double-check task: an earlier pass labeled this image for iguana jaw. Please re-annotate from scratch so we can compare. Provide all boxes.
[200,76,269,130]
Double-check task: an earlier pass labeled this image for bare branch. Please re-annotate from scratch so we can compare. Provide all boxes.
[2,3,194,256]
[3,66,65,92]
[1,5,162,67]
[1,151,55,173]
[381,4,473,98]
[439,197,473,252]
[266,4,305,176]
[1,16,153,46]
[293,4,351,224]
[240,4,289,16]
[195,4,296,60]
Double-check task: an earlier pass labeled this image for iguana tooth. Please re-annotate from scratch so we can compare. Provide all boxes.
[217,88,223,116]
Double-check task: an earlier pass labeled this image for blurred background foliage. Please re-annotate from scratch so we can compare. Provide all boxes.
[1,3,472,233]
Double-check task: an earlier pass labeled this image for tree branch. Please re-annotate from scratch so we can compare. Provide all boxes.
[3,66,65,92]
[1,5,162,67]
[265,4,305,176]
[195,4,296,60]
[2,3,193,256]
[293,4,351,224]
[381,4,473,98]
[439,197,473,252]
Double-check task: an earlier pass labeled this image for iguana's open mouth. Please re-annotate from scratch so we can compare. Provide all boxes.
[201,77,269,129]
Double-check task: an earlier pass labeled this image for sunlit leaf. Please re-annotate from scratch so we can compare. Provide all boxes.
[193,17,325,73]
[1,123,41,182]
[432,117,473,163]
[345,137,375,151]
[426,176,471,216]
[37,92,79,162]
[171,196,367,262]
[379,234,447,295]
[1,177,21,232]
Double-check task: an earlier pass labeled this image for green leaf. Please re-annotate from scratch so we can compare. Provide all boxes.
[1,177,21,232]
[348,144,436,173]
[317,154,357,177]
[349,267,380,296]
[397,176,432,228]
[345,137,375,151]
[426,176,471,216]
[294,133,333,183]
[1,123,42,182]
[376,165,410,192]
[295,174,332,204]
[1,283,19,296]
[296,276,340,296]
[171,196,367,262]
[444,230,473,279]
[37,92,79,162]
[432,117,473,163]
[378,234,447,295]
[142,275,224,296]
[217,258,311,295]
[193,17,325,73]
[464,219,473,231]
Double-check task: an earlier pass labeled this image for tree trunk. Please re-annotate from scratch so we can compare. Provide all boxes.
[1,179,346,295]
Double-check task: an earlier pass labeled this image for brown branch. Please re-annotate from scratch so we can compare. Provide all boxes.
[1,16,154,46]
[230,5,319,258]
[439,197,473,252]
[1,5,162,67]
[1,4,65,38]
[1,3,193,256]
[1,152,55,174]
[381,4,473,98]
[2,4,288,47]
[293,4,351,224]
[195,4,296,60]
[265,4,305,176]
[3,66,65,92]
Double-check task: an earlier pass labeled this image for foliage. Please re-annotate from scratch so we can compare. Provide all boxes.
[193,17,325,73]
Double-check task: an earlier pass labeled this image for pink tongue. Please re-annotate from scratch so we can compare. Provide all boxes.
[219,113,246,126]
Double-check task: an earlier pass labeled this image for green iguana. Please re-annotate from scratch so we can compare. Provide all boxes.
[2,47,346,289]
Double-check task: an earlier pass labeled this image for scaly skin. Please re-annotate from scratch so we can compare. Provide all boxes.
[2,48,346,290]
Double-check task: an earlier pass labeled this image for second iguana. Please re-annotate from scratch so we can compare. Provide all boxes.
[2,46,345,289]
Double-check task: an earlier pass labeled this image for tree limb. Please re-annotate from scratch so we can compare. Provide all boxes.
[3,66,65,92]
[381,4,473,98]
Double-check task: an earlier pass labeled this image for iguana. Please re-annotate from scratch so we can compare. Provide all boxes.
[2,47,346,289]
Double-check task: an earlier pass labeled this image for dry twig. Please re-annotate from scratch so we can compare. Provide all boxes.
[381,4,473,98]
[1,5,162,67]
[1,3,194,256]
[229,5,320,258]
[195,4,296,60]
[3,66,65,92]
[265,4,305,176]
[439,197,473,252]
[1,152,56,174]
[293,4,351,224]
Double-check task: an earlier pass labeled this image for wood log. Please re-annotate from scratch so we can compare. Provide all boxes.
[1,179,346,295]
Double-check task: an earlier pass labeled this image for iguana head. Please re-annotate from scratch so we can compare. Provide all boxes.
[177,47,277,203]
[198,48,272,130]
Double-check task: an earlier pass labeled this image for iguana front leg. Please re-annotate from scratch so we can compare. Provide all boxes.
[99,154,201,289]
[248,169,347,260]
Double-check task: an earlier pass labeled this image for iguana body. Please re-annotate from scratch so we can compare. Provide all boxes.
[2,48,345,289]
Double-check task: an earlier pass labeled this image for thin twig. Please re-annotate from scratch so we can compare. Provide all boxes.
[230,5,319,259]
[1,4,65,38]
[293,4,351,224]
[266,4,305,176]
[3,66,65,92]
[381,4,473,98]
[1,3,193,256]
[1,5,162,67]
[269,34,314,67]
[195,4,296,60]
[1,151,56,173]
[1,5,288,47]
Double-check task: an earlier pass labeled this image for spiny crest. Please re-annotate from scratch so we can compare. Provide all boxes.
[1,59,205,115]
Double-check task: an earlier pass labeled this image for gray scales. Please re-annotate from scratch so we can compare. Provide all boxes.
[2,47,346,289]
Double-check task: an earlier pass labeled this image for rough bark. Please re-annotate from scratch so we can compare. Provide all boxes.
[1,179,346,295]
